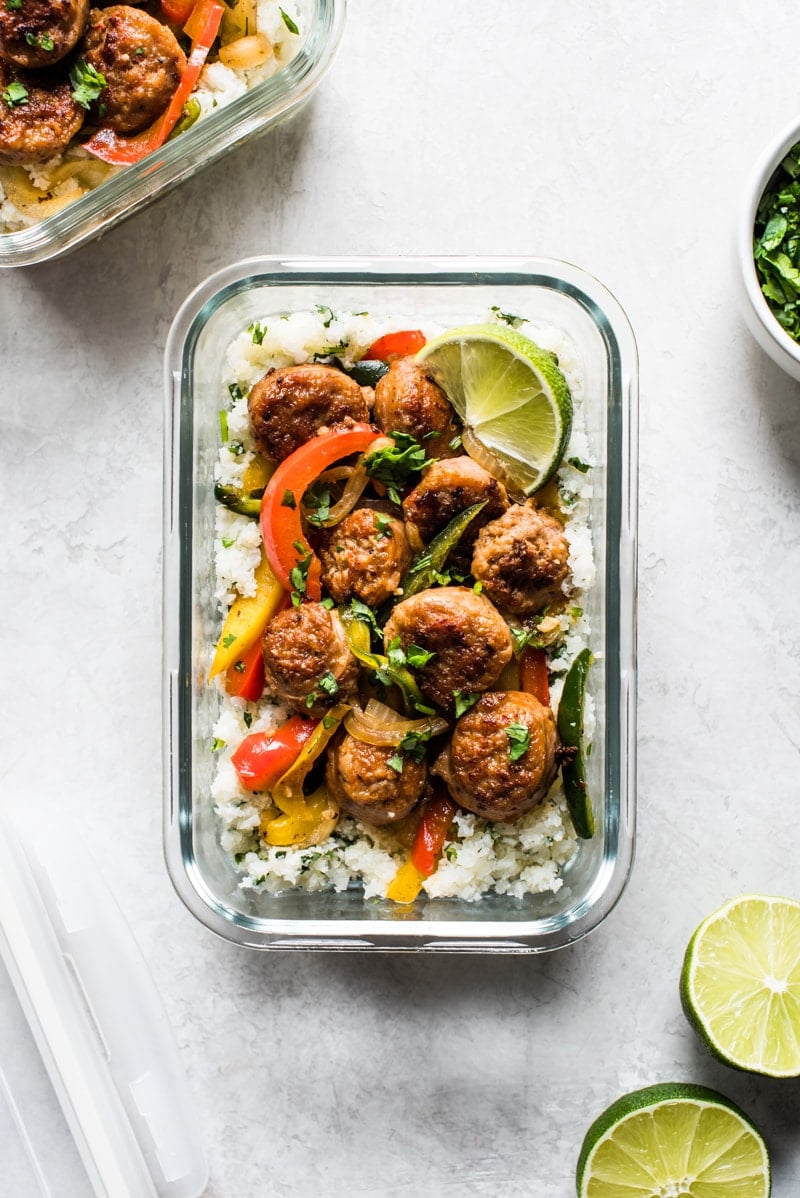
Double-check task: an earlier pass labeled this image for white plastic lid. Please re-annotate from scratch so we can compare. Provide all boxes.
[0,810,208,1198]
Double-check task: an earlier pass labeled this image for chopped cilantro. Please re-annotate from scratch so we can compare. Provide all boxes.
[211,737,225,752]
[491,306,527,328]
[387,752,404,774]
[472,580,483,595]
[510,625,545,656]
[243,711,253,728]
[405,643,435,669]
[279,6,299,34]
[281,489,296,509]
[221,537,235,548]
[228,381,246,401]
[234,660,246,673]
[374,513,393,539]
[303,481,331,525]
[248,320,266,345]
[228,440,245,456]
[6,0,22,9]
[453,690,479,718]
[448,434,463,451]
[2,80,28,107]
[69,59,106,109]
[221,633,237,648]
[364,432,430,505]
[317,670,339,697]
[134,45,146,55]
[398,727,435,763]
[507,722,530,761]
[322,713,340,730]
[316,304,335,327]
[289,550,313,601]
[348,597,380,634]
[320,597,335,609]
[567,456,591,473]
[444,844,458,862]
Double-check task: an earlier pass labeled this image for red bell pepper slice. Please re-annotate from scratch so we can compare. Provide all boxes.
[160,0,195,24]
[365,329,427,362]
[85,0,224,165]
[231,714,317,792]
[410,791,457,877]
[519,646,550,707]
[224,637,265,702]
[260,424,382,601]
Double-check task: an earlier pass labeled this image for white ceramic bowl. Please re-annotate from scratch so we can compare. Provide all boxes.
[737,115,800,381]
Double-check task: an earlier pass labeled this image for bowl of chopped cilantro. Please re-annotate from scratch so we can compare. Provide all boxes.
[739,117,800,380]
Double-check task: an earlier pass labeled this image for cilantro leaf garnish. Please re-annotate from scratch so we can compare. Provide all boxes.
[453,690,479,718]
[364,432,430,505]
[386,752,404,774]
[2,80,28,107]
[507,722,530,761]
[69,59,106,109]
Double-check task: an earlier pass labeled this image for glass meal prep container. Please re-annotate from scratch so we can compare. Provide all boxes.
[163,255,638,952]
[0,0,344,268]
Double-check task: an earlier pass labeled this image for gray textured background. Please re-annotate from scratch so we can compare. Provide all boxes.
[2,1,800,1193]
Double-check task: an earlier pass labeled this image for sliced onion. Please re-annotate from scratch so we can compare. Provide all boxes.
[344,699,449,747]
[218,32,273,70]
[304,459,368,528]
[461,426,526,502]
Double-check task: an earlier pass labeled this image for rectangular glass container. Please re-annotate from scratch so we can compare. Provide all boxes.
[0,0,344,268]
[163,256,638,952]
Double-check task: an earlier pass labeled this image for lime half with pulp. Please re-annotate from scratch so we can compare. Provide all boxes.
[416,323,573,495]
[681,894,800,1077]
[577,1083,771,1197]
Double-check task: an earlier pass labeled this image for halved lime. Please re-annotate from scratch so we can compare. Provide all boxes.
[681,894,800,1077]
[577,1083,770,1197]
[416,323,573,494]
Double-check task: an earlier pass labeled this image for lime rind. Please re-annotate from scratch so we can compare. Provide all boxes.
[681,894,800,1078]
[576,1083,770,1198]
[416,322,573,495]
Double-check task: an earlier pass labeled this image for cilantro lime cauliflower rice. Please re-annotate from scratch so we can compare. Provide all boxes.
[0,0,301,232]
[209,307,597,903]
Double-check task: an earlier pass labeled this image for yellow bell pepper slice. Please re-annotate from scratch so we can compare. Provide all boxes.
[262,786,339,848]
[208,552,284,680]
[385,858,427,904]
[271,704,349,816]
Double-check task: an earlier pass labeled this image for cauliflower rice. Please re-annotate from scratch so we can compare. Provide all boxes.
[210,307,597,903]
[0,0,301,233]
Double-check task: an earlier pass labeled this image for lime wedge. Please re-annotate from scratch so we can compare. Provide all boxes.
[680,894,800,1077]
[577,1083,771,1198]
[416,323,573,495]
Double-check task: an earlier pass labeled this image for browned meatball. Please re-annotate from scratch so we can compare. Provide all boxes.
[319,508,412,607]
[325,732,427,826]
[248,364,372,463]
[80,6,185,134]
[0,60,83,164]
[471,502,570,616]
[0,0,89,67]
[261,602,358,717]
[383,586,512,712]
[433,691,558,822]
[373,358,460,454]
[402,456,509,550]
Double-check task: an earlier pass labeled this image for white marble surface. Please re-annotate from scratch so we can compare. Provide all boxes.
[3,1,800,1194]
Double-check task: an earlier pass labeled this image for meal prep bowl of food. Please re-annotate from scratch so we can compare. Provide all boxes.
[0,0,343,266]
[163,256,638,952]
[737,113,800,381]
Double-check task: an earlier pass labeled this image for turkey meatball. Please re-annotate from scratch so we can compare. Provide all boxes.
[0,60,83,164]
[373,358,460,454]
[80,6,185,134]
[382,586,512,712]
[325,732,427,826]
[471,502,570,616]
[402,456,509,548]
[319,508,411,607]
[248,364,372,463]
[261,602,358,717]
[433,691,558,822]
[0,0,88,67]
